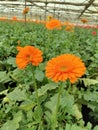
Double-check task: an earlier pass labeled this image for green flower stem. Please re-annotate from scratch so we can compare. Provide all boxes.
[52,83,62,130]
[67,80,72,93]
[33,72,40,106]
[32,67,43,129]
[30,65,41,107]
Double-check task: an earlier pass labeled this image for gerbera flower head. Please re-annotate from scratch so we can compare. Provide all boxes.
[46,19,61,30]
[65,25,74,32]
[45,54,86,83]
[23,7,29,14]
[12,16,17,21]
[81,18,88,23]
[16,46,43,69]
[92,31,97,35]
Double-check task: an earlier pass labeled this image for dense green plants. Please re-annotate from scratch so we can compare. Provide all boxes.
[0,21,98,130]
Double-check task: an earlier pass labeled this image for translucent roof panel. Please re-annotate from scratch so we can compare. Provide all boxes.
[0,0,98,24]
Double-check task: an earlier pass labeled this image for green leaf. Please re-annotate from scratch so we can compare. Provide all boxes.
[19,101,36,111]
[7,87,27,101]
[60,92,74,114]
[45,94,58,113]
[71,124,86,130]
[86,122,92,130]
[38,83,58,96]
[35,70,44,82]
[65,124,87,130]
[0,71,11,83]
[1,111,22,130]
[80,78,98,86]
[32,83,58,98]
[0,90,8,95]
[65,123,71,130]
[1,120,19,130]
[19,126,37,130]
[13,111,23,122]
[94,54,98,58]
[10,68,26,82]
[39,62,46,71]
[33,106,42,122]
[93,125,98,130]
[6,57,16,67]
[45,94,58,126]
[87,102,97,111]
[84,91,98,103]
[73,104,82,119]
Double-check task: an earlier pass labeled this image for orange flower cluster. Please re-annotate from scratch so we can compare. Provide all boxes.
[12,16,17,21]
[65,26,74,32]
[81,18,88,23]
[16,46,43,69]
[23,7,29,14]
[45,54,86,83]
[46,19,62,30]
[63,21,74,32]
[0,17,7,21]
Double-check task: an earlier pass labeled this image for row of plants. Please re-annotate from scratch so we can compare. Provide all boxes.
[0,20,98,130]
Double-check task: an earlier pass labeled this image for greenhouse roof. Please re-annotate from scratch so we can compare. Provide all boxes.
[0,0,98,23]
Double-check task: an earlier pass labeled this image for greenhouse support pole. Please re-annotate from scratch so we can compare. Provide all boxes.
[25,0,27,25]
[45,0,47,21]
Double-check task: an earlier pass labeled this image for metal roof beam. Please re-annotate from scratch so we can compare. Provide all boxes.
[78,0,95,18]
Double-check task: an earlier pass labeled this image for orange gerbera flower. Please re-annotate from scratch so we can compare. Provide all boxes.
[12,16,17,21]
[23,7,29,14]
[81,18,88,23]
[45,54,86,83]
[46,19,61,30]
[16,46,43,69]
[65,25,74,32]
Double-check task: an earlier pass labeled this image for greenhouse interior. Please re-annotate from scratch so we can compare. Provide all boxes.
[0,0,98,130]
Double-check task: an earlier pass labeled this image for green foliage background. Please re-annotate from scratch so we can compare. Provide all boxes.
[0,21,98,130]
